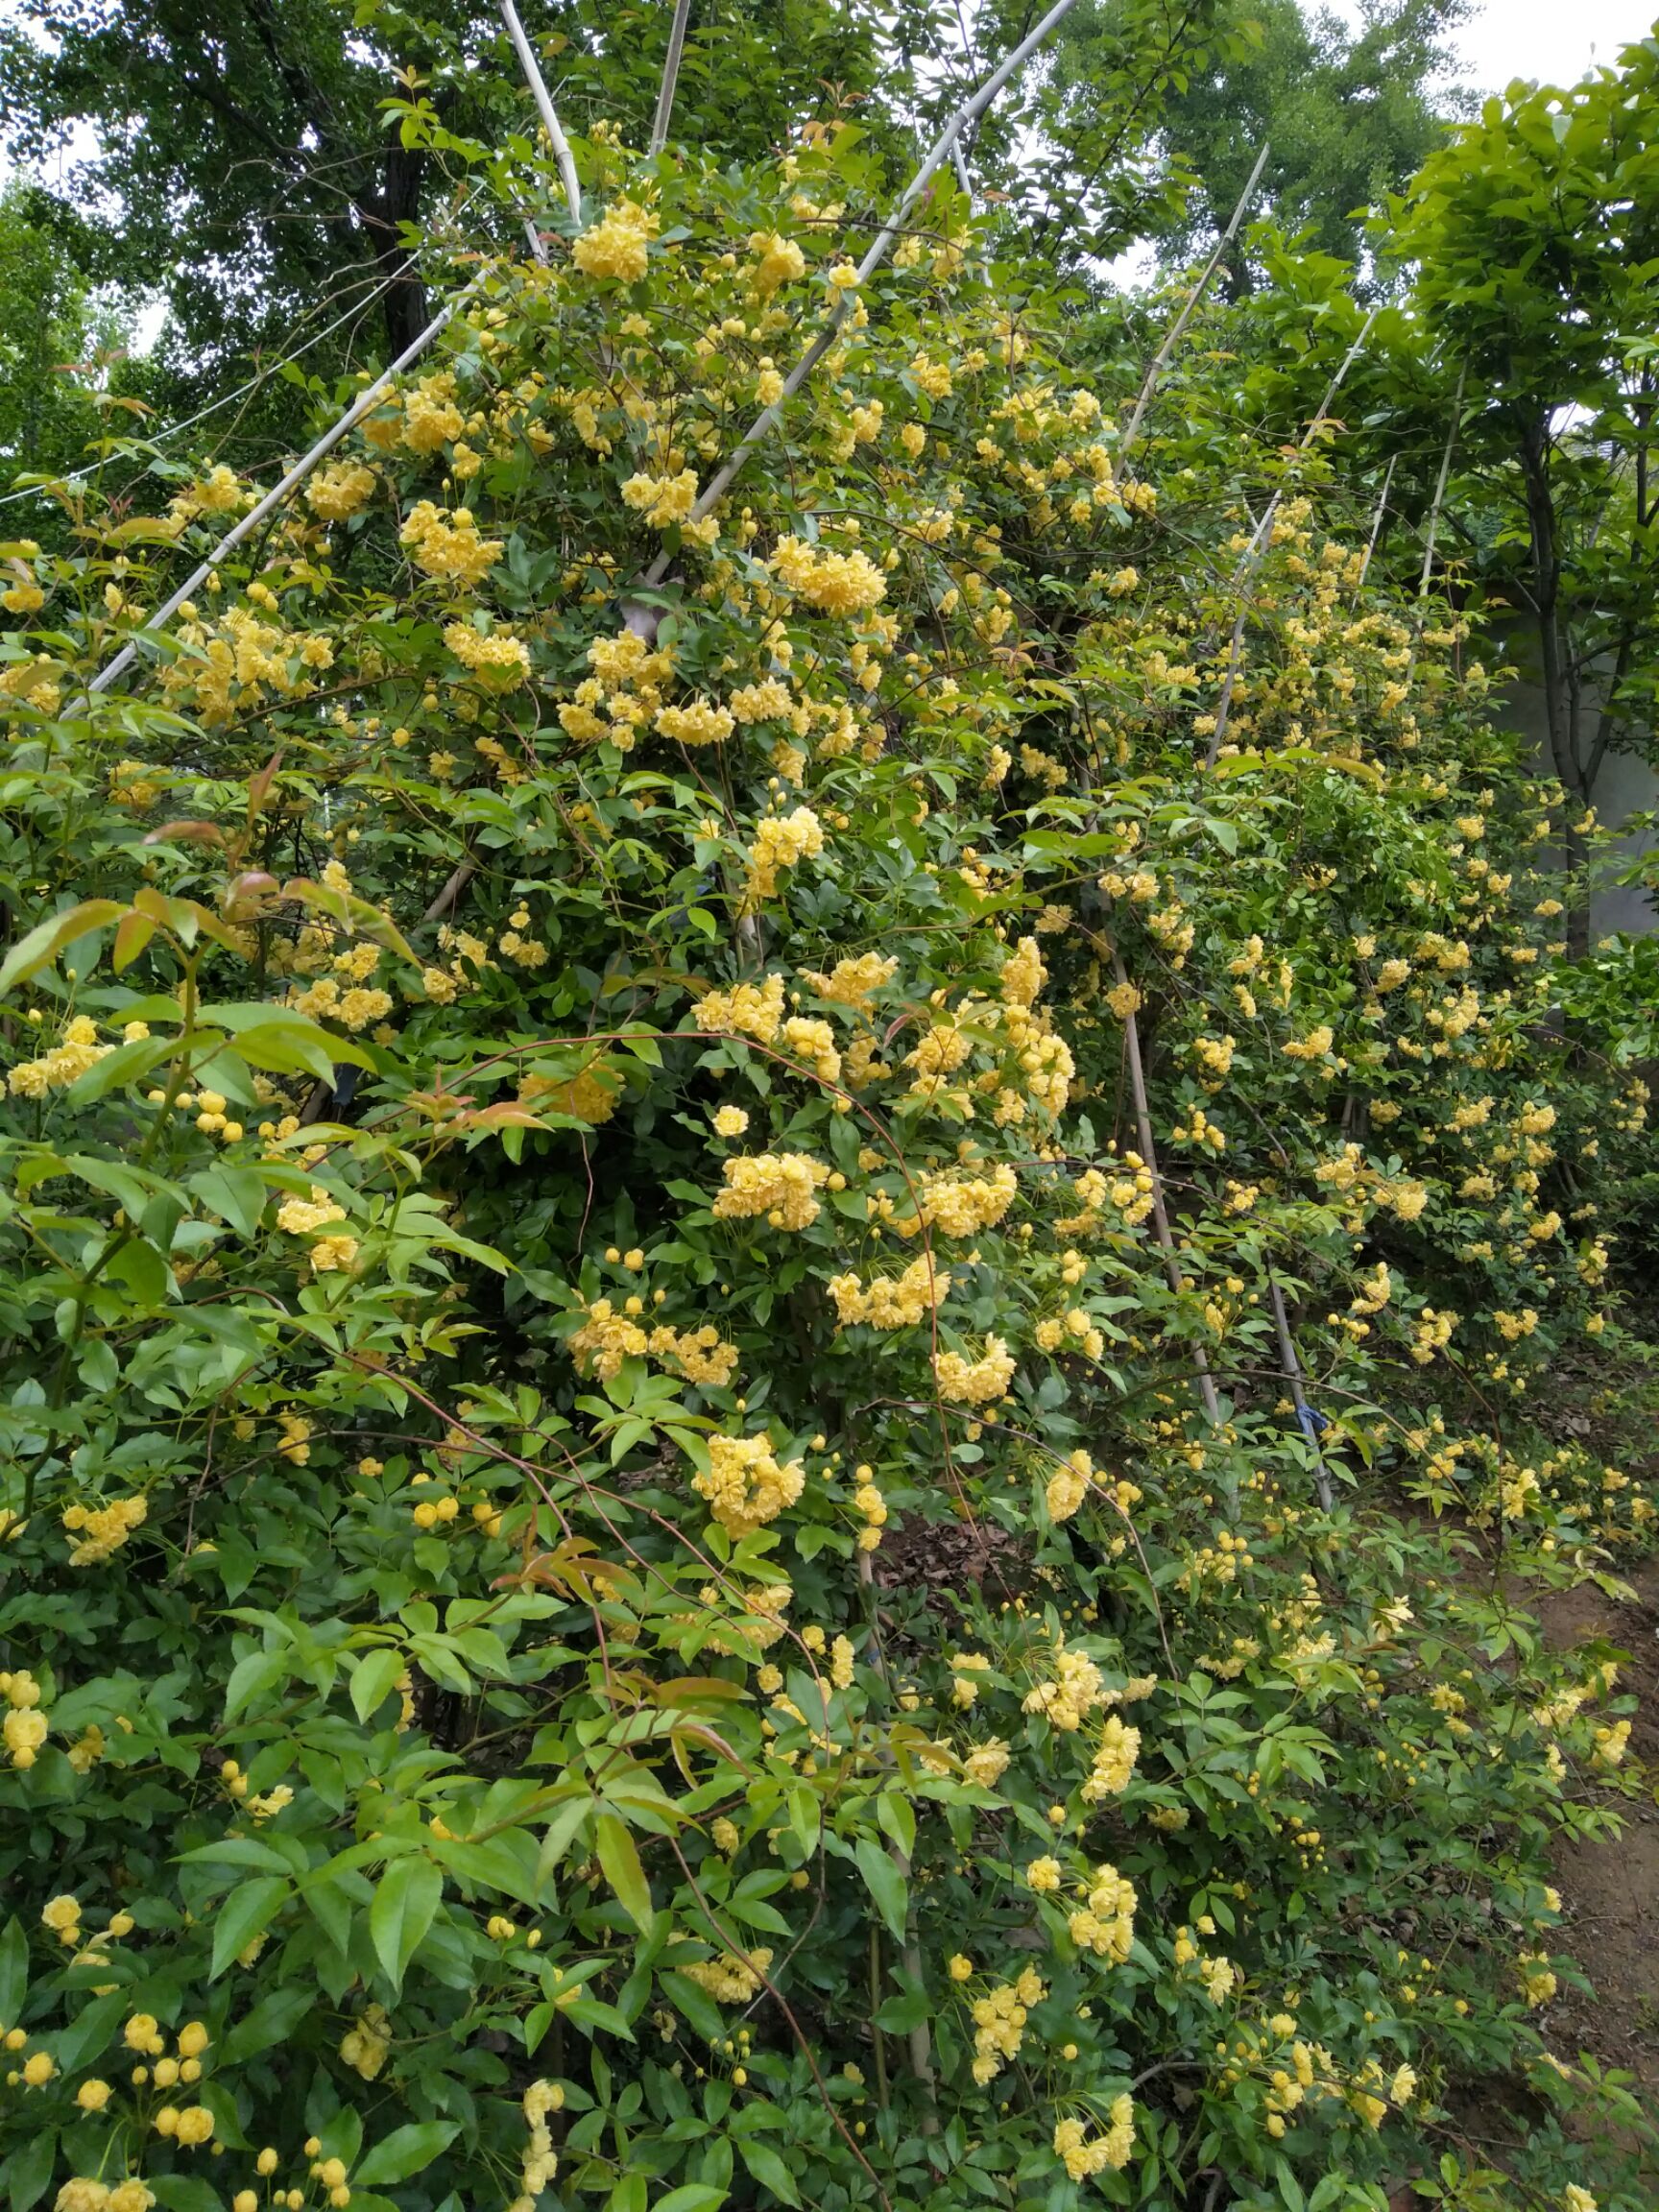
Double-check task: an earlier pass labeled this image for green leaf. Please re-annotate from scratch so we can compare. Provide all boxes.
[228,1022,353,1083]
[219,1984,315,2066]
[853,1837,908,1943]
[593,1813,653,1931]
[369,1856,443,1992]
[149,2177,225,2212]
[349,1647,407,1724]
[188,1165,269,1239]
[209,1877,291,1980]
[875,1789,915,1863]
[653,2189,728,2212]
[4,2129,58,2212]
[55,1990,126,2074]
[354,2123,460,2186]
[223,1646,290,1723]
[0,901,123,994]
[658,1969,726,2043]
[0,1917,27,2028]
[177,1837,295,1875]
[874,1985,930,2032]
[736,2139,801,2207]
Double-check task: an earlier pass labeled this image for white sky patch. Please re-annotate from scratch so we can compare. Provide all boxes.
[1319,0,1659,94]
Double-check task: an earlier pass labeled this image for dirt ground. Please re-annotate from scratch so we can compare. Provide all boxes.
[1530,1558,1659,2095]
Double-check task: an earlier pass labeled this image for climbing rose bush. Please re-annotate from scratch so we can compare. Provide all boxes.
[0,108,1654,2212]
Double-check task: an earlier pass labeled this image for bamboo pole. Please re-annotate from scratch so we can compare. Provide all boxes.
[649,0,695,154]
[1354,452,1396,594]
[638,0,1083,584]
[1117,142,1270,467]
[498,0,583,225]
[1111,952,1224,1434]
[1417,357,1468,599]
[1267,1274,1334,1511]
[82,296,474,702]
[1202,305,1379,765]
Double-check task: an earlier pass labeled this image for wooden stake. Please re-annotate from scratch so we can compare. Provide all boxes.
[1417,358,1468,599]
[83,293,475,702]
[1355,452,1396,594]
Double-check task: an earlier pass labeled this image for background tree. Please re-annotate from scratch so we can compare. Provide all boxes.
[0,0,915,374]
[1379,38,1659,945]
[1051,0,1473,289]
[0,178,137,488]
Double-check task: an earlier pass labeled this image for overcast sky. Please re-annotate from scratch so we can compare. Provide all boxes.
[1332,0,1659,92]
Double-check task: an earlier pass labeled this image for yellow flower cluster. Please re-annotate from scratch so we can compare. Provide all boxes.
[745,804,825,902]
[52,2184,153,2212]
[769,536,887,617]
[506,2080,564,2212]
[7,1016,113,1097]
[276,1188,346,1237]
[963,1739,1011,1788]
[622,469,700,529]
[681,1946,773,2003]
[1034,1308,1105,1360]
[933,1334,1015,1406]
[749,230,806,294]
[1069,1863,1137,1962]
[444,623,531,688]
[712,1150,830,1230]
[802,951,899,1006]
[969,1967,1046,2083]
[692,1433,805,1535]
[61,1494,147,1567]
[1046,1448,1093,1522]
[729,676,793,722]
[781,1015,839,1081]
[306,460,377,521]
[1022,1639,1106,1732]
[828,1257,950,1328]
[288,977,392,1032]
[567,1299,739,1387]
[875,1163,1019,1238]
[851,1461,888,1551]
[572,199,659,282]
[695,974,785,1043]
[399,501,502,586]
[1053,2097,1135,2179]
[1,1668,46,1767]
[339,2004,391,2080]
[655,698,734,746]
[1081,1714,1141,1801]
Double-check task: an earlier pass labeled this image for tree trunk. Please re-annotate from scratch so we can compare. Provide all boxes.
[1520,416,1592,956]
[356,136,429,359]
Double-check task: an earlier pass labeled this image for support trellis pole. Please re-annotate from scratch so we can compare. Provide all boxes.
[498,0,583,226]
[82,298,474,702]
[1117,142,1270,468]
[1202,304,1380,765]
[649,0,696,154]
[639,0,1084,585]
[1111,951,1226,1440]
